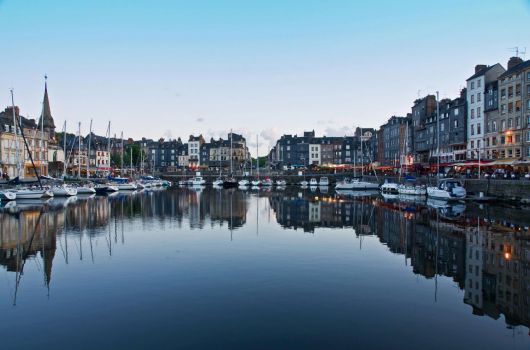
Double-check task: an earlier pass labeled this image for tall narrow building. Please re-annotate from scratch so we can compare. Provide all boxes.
[38,76,56,139]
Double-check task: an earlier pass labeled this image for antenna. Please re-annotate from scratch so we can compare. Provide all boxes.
[508,46,527,59]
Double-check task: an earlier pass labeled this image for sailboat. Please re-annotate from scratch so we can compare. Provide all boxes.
[213,143,224,187]
[9,89,48,199]
[77,119,96,194]
[251,135,261,186]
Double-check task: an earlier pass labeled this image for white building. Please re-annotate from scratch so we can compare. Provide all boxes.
[309,144,321,165]
[466,64,505,159]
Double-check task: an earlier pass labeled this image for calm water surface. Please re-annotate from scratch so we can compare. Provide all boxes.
[0,187,529,349]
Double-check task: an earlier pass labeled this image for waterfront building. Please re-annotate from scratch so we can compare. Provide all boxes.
[493,57,530,161]
[411,95,437,165]
[466,63,506,160]
[188,135,205,168]
[378,115,412,167]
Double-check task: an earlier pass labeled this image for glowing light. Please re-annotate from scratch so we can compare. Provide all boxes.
[504,252,512,260]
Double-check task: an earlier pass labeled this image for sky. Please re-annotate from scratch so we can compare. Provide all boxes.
[1,0,529,154]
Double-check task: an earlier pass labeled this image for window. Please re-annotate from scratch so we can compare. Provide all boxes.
[454,120,458,128]
[471,109,475,119]
[507,135,513,144]
[471,81,475,89]
[527,84,530,96]
[527,100,530,110]
[477,92,481,102]
[515,134,521,143]
[501,136,505,145]
[471,140,474,148]
[471,124,475,135]
[508,118,513,128]
[508,86,513,98]
[492,120,497,132]
[501,104,506,114]
[516,84,521,96]
[492,137,497,146]
[508,102,513,113]
[477,123,481,134]
[501,120,506,131]
[477,107,481,118]
[501,89,506,99]
[471,95,475,103]
[477,79,481,88]
[477,140,481,149]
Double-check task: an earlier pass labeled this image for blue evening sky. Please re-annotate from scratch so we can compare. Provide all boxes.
[1,0,529,151]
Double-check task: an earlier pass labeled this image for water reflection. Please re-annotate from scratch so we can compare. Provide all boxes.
[0,187,529,342]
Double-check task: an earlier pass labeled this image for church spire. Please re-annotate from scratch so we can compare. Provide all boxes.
[38,75,56,133]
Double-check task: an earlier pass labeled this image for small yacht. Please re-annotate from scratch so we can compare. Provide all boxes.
[222,177,239,188]
[309,178,318,186]
[191,176,206,186]
[275,179,287,186]
[335,178,379,190]
[251,179,262,186]
[398,184,426,196]
[319,177,330,187]
[238,178,250,186]
[95,184,119,194]
[212,177,224,187]
[15,188,47,199]
[52,184,78,197]
[76,184,96,194]
[299,180,309,187]
[380,180,399,194]
[427,178,466,200]
[0,190,16,201]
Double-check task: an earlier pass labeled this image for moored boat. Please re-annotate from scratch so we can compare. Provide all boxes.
[52,185,78,197]
[427,178,466,200]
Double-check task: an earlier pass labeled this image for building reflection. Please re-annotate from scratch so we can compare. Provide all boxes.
[0,188,528,329]
[269,189,530,329]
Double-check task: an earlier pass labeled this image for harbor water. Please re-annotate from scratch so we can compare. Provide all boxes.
[0,187,528,349]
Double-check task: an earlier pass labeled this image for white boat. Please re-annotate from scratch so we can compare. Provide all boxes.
[309,178,318,186]
[191,176,206,186]
[213,177,224,187]
[238,179,250,186]
[76,185,96,194]
[275,179,287,186]
[335,189,379,197]
[251,179,262,186]
[95,184,119,193]
[116,182,137,191]
[380,181,399,194]
[15,188,46,199]
[319,177,329,187]
[299,180,309,186]
[136,182,146,190]
[427,178,466,200]
[335,178,379,190]
[52,185,78,197]
[0,191,16,201]
[398,184,426,196]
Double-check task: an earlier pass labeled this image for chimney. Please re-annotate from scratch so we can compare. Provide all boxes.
[507,56,523,70]
[475,64,487,74]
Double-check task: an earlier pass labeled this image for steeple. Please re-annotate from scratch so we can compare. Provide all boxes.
[38,75,56,136]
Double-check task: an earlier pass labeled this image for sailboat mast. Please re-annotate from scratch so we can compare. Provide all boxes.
[256,135,259,179]
[63,121,67,177]
[360,128,364,178]
[120,131,124,176]
[10,90,21,179]
[106,122,111,176]
[87,119,92,179]
[78,122,81,178]
[230,130,233,175]
[40,93,45,176]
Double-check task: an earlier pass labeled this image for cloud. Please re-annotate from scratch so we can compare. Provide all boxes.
[196,117,205,123]
[260,128,281,149]
[162,129,173,140]
[324,126,355,137]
